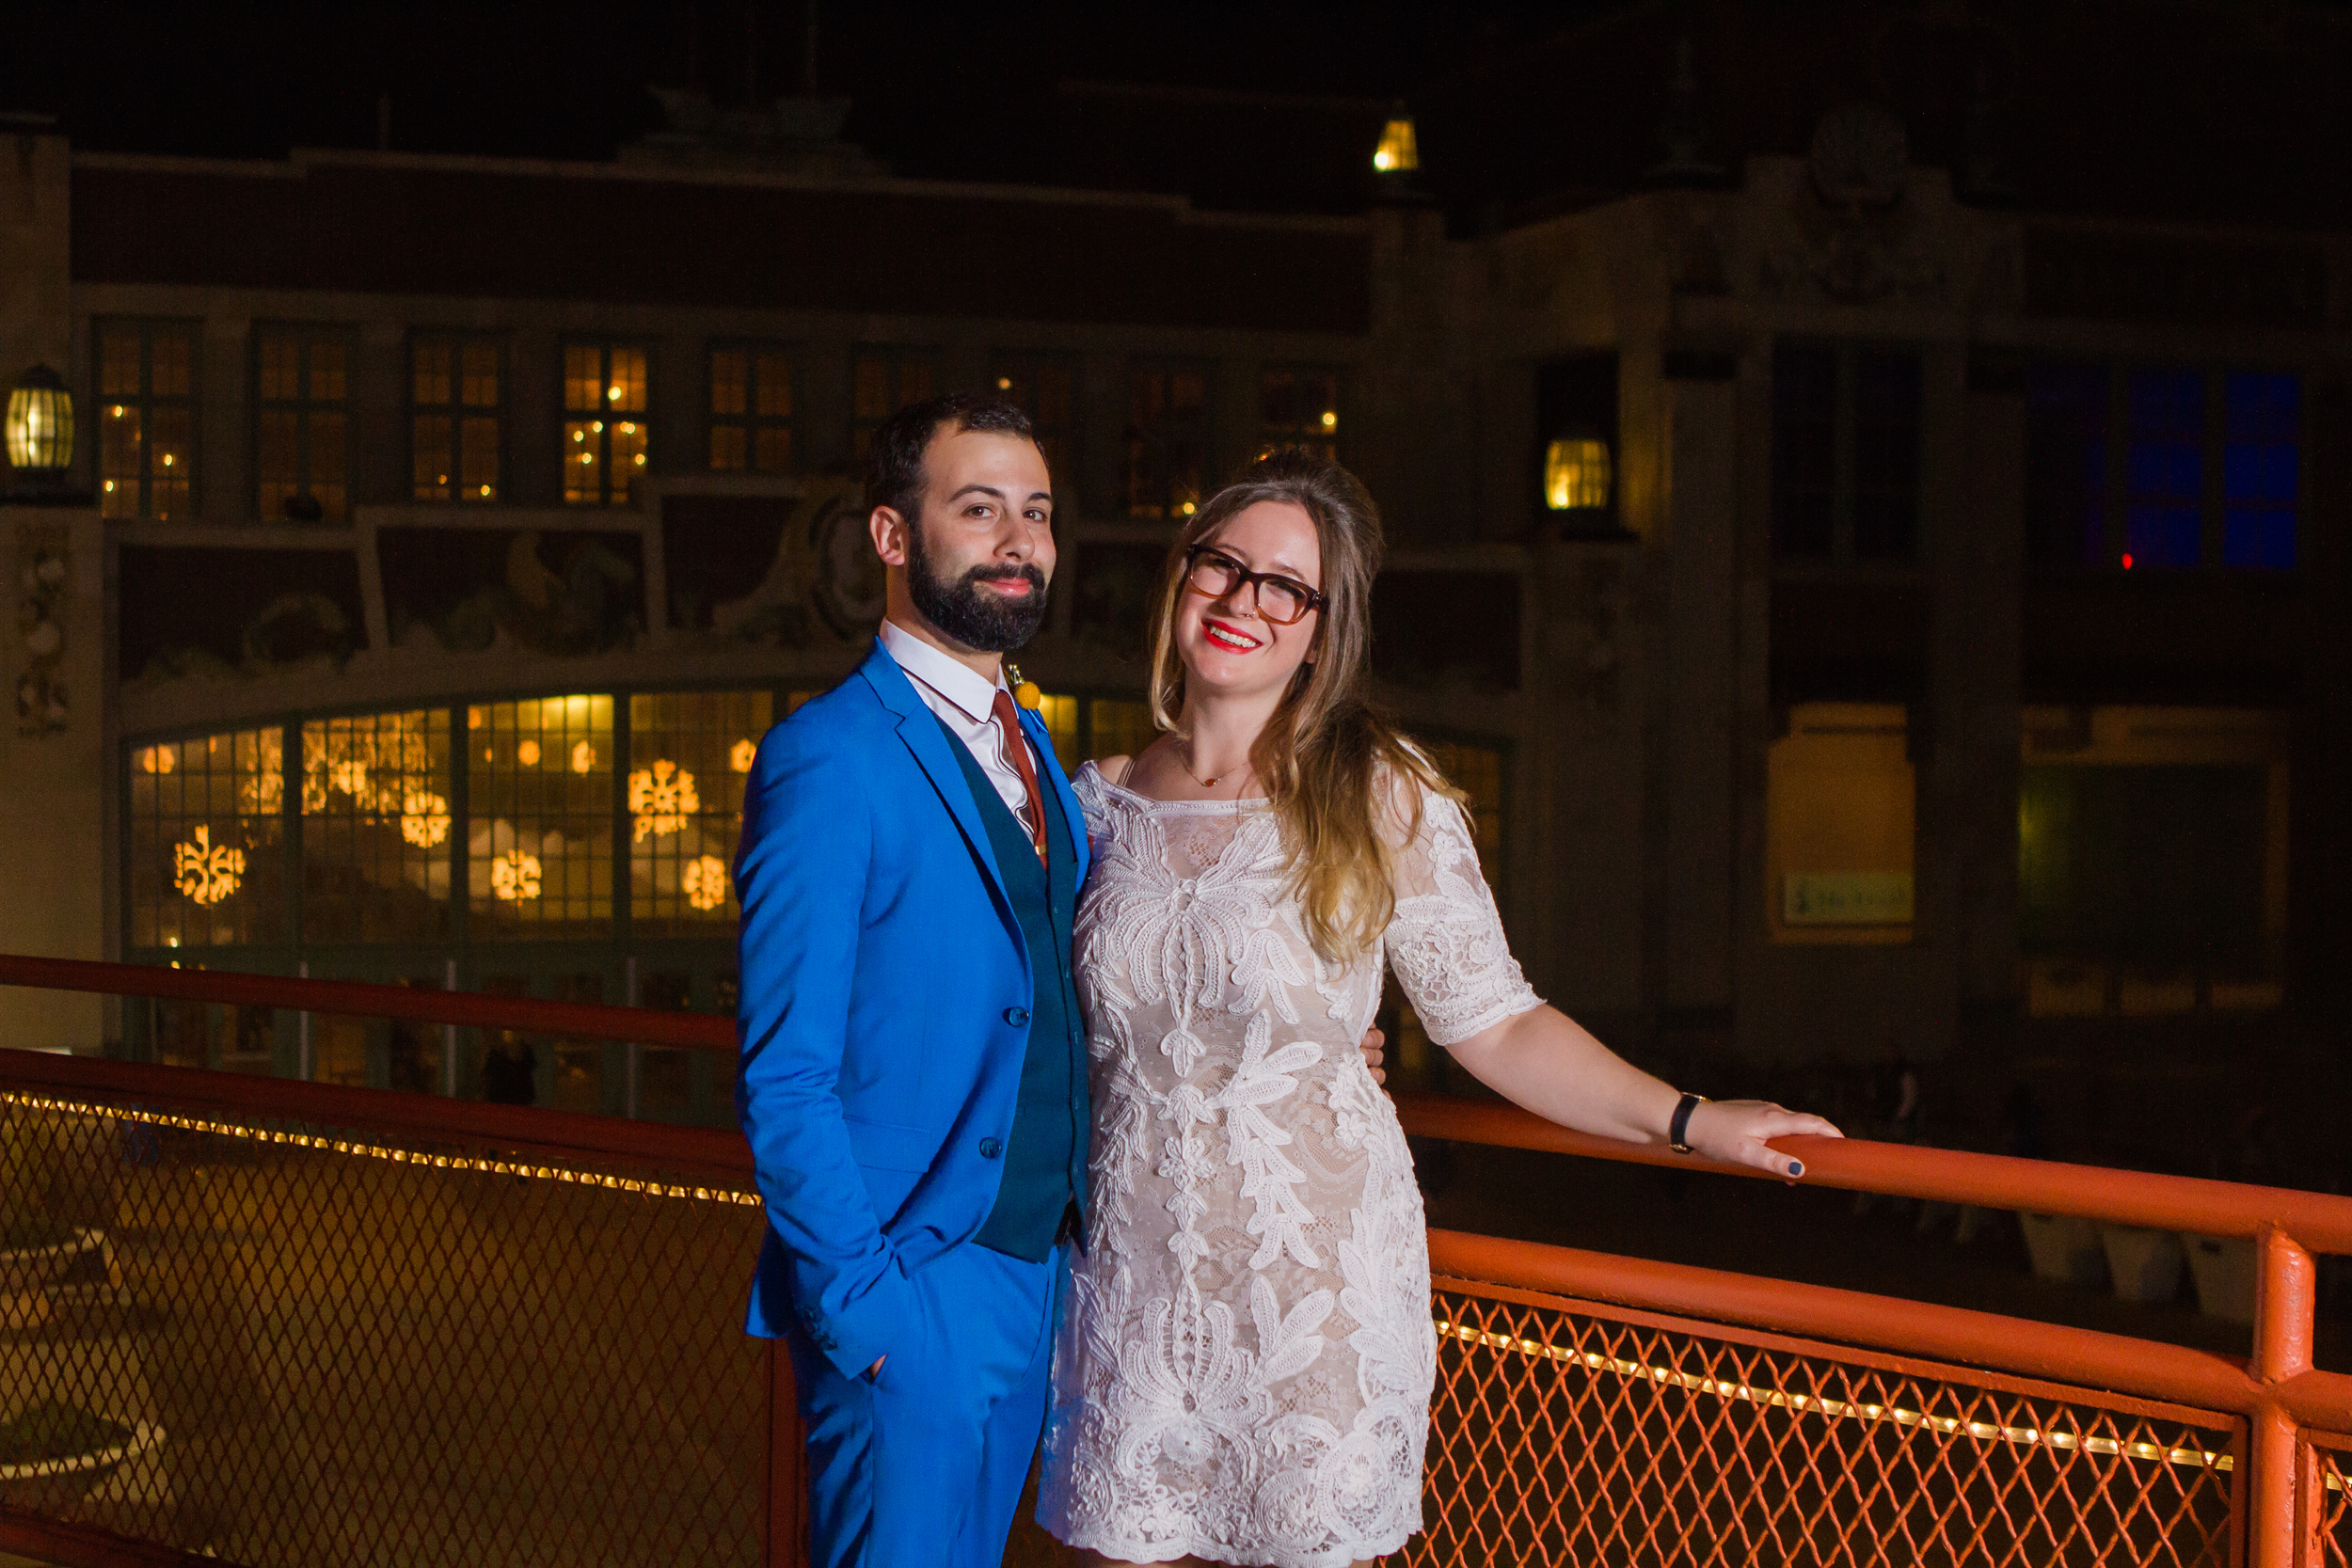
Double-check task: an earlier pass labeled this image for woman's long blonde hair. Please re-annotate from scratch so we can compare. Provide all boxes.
[1145,451,1458,962]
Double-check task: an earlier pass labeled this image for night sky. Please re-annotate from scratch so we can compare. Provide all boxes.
[0,1,1589,169]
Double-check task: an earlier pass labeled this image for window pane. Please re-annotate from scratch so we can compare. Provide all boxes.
[753,426,793,473]
[412,415,453,500]
[101,404,141,518]
[754,351,793,417]
[564,420,604,503]
[101,328,142,398]
[259,333,301,402]
[1766,704,1914,944]
[459,417,500,500]
[2221,372,2298,570]
[309,338,347,402]
[258,407,301,517]
[1771,345,1837,560]
[150,329,195,398]
[468,696,613,937]
[628,690,772,934]
[853,356,891,420]
[1126,363,1209,518]
[301,710,452,942]
[2026,364,2108,567]
[709,423,747,471]
[609,347,647,413]
[127,727,285,951]
[2125,370,2204,568]
[1851,351,1921,562]
[565,345,604,413]
[148,405,194,521]
[460,343,500,407]
[612,416,646,502]
[710,349,748,418]
[412,341,453,405]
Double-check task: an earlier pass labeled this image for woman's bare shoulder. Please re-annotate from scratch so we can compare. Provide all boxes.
[1095,754,1135,786]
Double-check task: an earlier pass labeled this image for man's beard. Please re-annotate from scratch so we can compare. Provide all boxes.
[904,518,1049,653]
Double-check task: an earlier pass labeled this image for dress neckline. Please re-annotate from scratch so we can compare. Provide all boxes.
[1079,760,1271,814]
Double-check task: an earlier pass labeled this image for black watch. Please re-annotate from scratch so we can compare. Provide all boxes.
[1668,1092,1708,1155]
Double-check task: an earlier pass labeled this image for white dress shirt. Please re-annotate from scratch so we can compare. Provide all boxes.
[877,618,1037,832]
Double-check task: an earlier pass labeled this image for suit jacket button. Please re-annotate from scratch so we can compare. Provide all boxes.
[979,1137,1004,1159]
[1004,1006,1030,1026]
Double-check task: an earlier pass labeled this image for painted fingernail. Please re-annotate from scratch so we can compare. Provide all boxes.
[1788,1161,1804,1178]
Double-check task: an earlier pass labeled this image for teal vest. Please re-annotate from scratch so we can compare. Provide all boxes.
[935,717,1089,1261]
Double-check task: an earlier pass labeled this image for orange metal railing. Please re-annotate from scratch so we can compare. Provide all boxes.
[1,955,2348,1566]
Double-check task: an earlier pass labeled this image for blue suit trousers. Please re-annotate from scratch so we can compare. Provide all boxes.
[786,1243,1067,1568]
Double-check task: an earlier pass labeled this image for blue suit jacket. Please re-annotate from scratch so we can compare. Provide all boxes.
[734,639,1090,1379]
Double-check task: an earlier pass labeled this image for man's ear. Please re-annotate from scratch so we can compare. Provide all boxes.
[869,506,910,568]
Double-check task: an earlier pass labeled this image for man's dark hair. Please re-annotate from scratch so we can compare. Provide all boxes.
[864,391,1041,525]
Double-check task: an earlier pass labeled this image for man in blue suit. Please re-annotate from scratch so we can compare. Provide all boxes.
[736,391,1091,1567]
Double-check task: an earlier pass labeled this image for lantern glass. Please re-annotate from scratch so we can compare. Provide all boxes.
[1372,118,1420,174]
[1544,436,1613,511]
[6,368,74,475]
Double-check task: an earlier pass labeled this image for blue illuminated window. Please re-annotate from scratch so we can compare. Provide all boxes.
[2222,372,2298,570]
[2026,363,2299,572]
[2124,370,2204,569]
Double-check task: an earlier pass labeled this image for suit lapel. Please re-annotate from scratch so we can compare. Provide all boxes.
[858,641,1014,919]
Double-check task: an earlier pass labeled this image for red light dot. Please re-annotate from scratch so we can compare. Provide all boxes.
[2121,553,2135,570]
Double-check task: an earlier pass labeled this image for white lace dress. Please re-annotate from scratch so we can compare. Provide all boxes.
[1039,765,1542,1567]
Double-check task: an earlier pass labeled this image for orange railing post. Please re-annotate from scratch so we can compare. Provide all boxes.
[2249,1224,2320,1568]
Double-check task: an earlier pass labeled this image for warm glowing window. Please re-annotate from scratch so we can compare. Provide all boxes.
[97,321,198,521]
[128,728,285,950]
[256,325,351,523]
[1260,366,1341,463]
[628,689,772,934]
[708,344,796,473]
[1125,361,1209,518]
[411,336,502,502]
[992,353,1074,488]
[300,711,452,943]
[564,342,649,506]
[1771,342,1921,563]
[1765,704,1915,944]
[468,696,614,936]
[2020,706,2287,1018]
[850,346,938,459]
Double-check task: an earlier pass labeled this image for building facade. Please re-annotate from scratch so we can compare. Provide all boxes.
[2,76,2344,1130]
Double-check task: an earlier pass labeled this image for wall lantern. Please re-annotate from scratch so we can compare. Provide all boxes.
[1544,433,1613,513]
[6,365,74,475]
[1372,116,1420,174]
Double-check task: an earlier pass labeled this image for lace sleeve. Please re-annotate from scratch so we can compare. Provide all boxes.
[1382,780,1543,1047]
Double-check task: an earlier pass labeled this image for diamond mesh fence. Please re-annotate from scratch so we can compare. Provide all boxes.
[1415,1282,2242,1568]
[2317,1439,2352,1567]
[0,1085,772,1567]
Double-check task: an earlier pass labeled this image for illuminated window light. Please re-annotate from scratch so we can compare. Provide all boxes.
[996,376,1012,390]
[517,739,542,767]
[569,741,596,774]
[729,738,757,772]
[1373,116,1420,174]
[5,365,74,473]
[1545,436,1613,511]
[491,848,542,901]
[630,759,701,841]
[172,825,246,906]
[682,855,729,911]
[401,791,451,847]
[1320,410,1337,429]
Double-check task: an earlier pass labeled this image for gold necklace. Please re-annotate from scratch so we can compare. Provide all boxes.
[1175,742,1250,791]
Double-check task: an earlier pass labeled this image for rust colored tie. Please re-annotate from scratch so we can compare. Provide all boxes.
[991,689,1050,864]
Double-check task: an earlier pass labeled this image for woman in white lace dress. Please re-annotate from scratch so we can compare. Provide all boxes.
[1039,453,1839,1568]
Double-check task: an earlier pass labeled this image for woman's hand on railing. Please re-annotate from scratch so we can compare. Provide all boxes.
[1684,1100,1844,1180]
